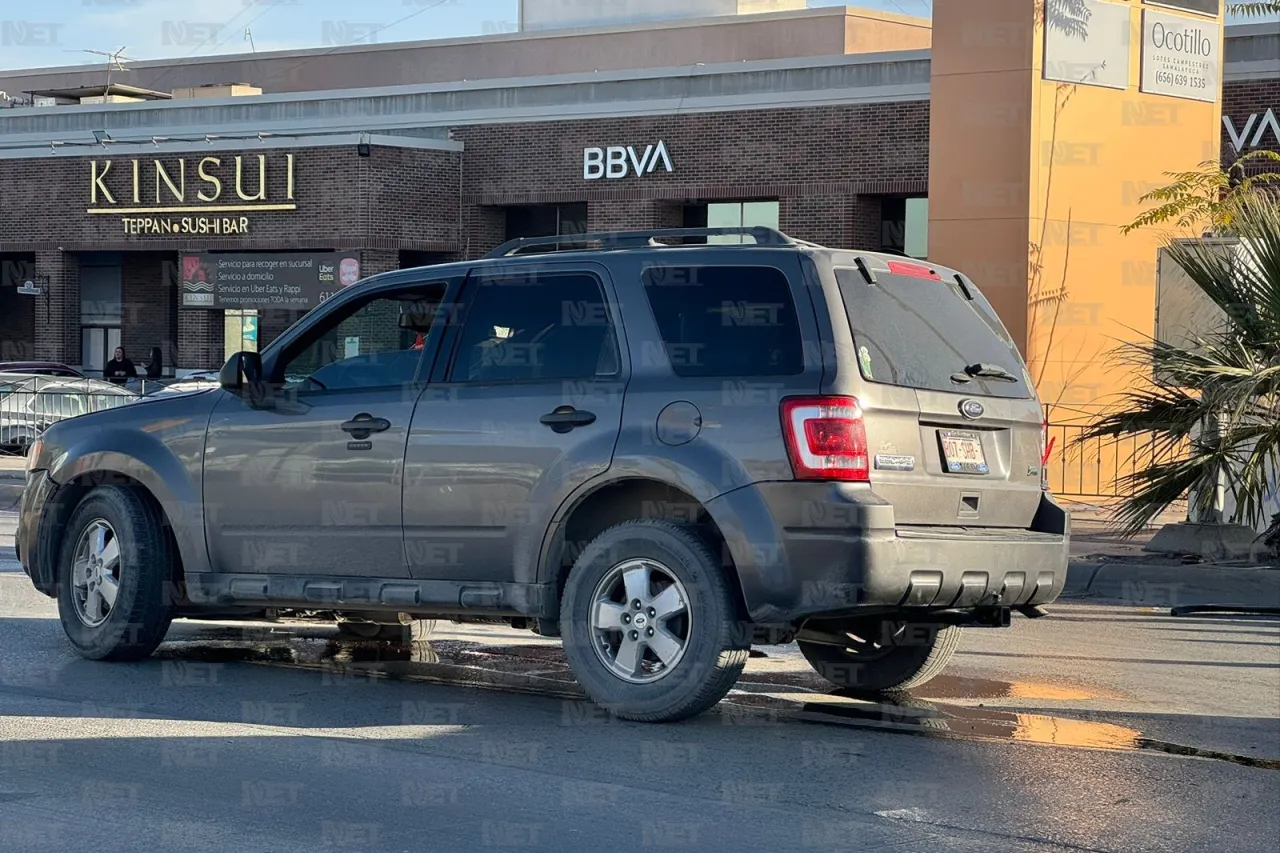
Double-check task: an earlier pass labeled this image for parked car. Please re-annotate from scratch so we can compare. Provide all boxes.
[141,372,223,396]
[16,226,1069,722]
[0,361,84,378]
[0,377,137,452]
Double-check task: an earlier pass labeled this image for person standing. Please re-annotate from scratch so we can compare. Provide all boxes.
[145,346,164,379]
[104,347,137,386]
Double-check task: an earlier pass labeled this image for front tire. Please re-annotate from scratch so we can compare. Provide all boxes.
[57,486,175,661]
[798,619,961,692]
[560,520,749,723]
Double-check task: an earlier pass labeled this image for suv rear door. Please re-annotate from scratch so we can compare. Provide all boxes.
[402,261,627,583]
[832,259,1043,529]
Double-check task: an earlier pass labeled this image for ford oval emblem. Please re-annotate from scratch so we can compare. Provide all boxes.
[960,399,985,420]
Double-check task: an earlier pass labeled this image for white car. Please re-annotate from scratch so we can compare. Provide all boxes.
[0,376,138,452]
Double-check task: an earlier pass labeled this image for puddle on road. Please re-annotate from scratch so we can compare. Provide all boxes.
[154,626,1277,770]
[909,674,1122,702]
[794,696,1144,750]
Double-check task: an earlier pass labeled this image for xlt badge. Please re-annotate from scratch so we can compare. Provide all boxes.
[875,454,916,472]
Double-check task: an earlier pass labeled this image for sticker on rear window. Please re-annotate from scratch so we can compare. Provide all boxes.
[858,345,874,380]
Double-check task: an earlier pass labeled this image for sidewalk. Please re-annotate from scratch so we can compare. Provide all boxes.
[1064,559,1280,608]
[0,455,24,482]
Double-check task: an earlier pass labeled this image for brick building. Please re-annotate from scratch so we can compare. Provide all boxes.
[0,9,1276,377]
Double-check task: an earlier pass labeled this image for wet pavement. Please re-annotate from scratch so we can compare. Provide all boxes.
[144,616,1279,771]
[2,509,1279,852]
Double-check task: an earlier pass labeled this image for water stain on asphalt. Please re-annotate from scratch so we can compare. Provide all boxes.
[906,674,1122,702]
[156,630,1279,770]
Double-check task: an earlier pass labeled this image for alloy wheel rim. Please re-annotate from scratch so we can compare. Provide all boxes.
[589,558,692,684]
[71,519,121,628]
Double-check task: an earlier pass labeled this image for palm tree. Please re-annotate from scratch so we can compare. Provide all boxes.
[1081,192,1280,542]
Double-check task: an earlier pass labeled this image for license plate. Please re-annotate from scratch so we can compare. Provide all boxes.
[939,430,989,474]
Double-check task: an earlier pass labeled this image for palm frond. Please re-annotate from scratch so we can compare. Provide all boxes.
[1228,2,1280,17]
[1090,193,1280,536]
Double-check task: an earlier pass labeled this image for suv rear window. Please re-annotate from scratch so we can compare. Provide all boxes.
[642,265,804,377]
[834,268,1031,399]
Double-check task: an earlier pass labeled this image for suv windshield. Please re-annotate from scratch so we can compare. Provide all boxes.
[834,267,1031,400]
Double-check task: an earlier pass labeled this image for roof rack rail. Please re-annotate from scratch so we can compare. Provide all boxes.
[484,226,797,259]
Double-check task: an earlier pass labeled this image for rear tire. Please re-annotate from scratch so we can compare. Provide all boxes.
[560,519,749,723]
[337,620,437,642]
[57,486,175,661]
[798,619,961,692]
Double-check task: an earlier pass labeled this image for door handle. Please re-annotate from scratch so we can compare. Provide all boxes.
[540,407,597,434]
[341,413,392,439]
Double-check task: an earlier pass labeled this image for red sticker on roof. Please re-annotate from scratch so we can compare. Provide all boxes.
[887,260,941,280]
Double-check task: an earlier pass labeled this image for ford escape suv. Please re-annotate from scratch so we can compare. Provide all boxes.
[18,227,1069,722]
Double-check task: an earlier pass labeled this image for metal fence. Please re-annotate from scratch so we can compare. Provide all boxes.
[1043,406,1166,499]
[0,386,142,453]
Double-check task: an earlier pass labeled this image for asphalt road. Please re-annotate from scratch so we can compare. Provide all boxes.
[1,501,1278,853]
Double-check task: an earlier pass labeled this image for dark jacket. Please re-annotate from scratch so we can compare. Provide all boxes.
[145,354,163,379]
[104,358,137,386]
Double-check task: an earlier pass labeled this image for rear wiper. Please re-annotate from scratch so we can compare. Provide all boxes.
[962,362,1019,382]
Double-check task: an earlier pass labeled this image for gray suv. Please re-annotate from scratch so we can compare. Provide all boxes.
[18,227,1069,722]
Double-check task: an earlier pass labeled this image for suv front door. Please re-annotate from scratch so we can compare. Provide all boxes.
[203,278,453,578]
[403,263,627,583]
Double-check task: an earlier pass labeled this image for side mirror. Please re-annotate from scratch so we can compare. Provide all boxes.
[219,351,263,392]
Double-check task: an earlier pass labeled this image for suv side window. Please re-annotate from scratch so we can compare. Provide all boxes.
[641,265,804,377]
[448,272,619,383]
[277,283,445,392]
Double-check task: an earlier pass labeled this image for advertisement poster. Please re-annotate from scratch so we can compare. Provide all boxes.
[1140,8,1220,103]
[180,253,361,310]
[1043,0,1132,91]
[1144,0,1219,16]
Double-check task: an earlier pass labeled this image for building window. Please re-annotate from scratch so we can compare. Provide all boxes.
[881,197,929,259]
[681,200,780,243]
[79,253,123,375]
[224,310,259,357]
[504,203,587,244]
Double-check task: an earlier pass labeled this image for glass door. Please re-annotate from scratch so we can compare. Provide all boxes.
[81,327,122,376]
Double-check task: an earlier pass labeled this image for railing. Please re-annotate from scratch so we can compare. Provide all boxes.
[0,387,142,453]
[1043,405,1165,499]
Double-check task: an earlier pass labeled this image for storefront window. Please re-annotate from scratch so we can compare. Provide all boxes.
[881,197,929,259]
[904,197,929,260]
[79,253,122,376]
[505,203,587,242]
[704,200,780,244]
[224,310,259,356]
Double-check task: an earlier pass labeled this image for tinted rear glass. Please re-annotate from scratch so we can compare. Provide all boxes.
[834,268,1031,399]
[642,265,804,377]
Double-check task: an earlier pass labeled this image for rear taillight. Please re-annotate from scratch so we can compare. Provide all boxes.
[780,396,870,482]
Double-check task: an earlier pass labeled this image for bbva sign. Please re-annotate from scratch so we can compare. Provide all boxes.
[584,141,674,180]
[1223,108,1280,154]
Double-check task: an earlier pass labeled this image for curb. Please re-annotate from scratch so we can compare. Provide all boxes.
[1065,560,1280,609]
[0,471,25,483]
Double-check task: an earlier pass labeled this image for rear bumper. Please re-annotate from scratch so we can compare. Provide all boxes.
[706,482,1069,623]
